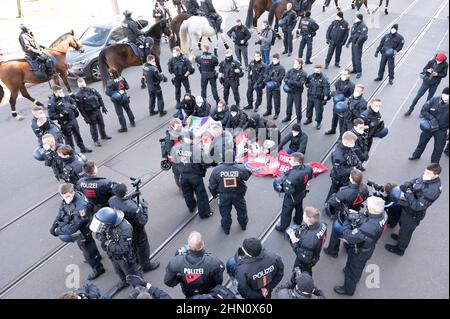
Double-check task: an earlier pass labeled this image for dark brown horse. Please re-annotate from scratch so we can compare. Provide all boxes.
[0,31,84,120]
[323,0,370,14]
[169,12,191,50]
[98,19,172,89]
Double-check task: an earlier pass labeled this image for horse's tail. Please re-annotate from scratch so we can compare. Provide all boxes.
[268,2,277,25]
[0,83,4,105]
[98,48,110,90]
[179,20,190,54]
[245,0,256,28]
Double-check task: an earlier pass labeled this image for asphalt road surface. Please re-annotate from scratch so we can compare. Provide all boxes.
[0,0,448,299]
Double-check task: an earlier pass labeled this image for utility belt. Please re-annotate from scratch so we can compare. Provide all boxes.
[403,209,425,221]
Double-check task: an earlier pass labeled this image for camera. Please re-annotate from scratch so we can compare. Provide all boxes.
[367,180,384,192]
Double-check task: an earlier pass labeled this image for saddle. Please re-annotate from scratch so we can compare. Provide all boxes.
[24,56,57,80]
[126,37,154,58]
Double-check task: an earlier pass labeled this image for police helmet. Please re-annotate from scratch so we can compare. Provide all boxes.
[419,119,432,133]
[333,93,346,104]
[33,147,46,161]
[254,82,265,90]
[266,80,277,91]
[273,177,284,193]
[123,10,132,18]
[58,234,78,243]
[283,83,292,94]
[161,159,172,171]
[332,219,344,238]
[384,48,396,58]
[226,257,237,278]
[90,207,124,233]
[389,186,403,203]
[375,127,389,139]
[333,101,347,114]
[110,91,123,104]
[278,18,287,28]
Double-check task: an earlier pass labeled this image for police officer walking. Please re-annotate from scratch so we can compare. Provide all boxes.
[283,58,308,123]
[50,183,105,280]
[280,3,298,57]
[275,153,314,233]
[227,19,252,68]
[219,50,244,107]
[286,207,327,275]
[143,55,167,117]
[164,231,225,298]
[108,183,160,272]
[298,11,319,64]
[334,196,388,296]
[409,87,449,163]
[209,150,251,235]
[346,14,368,79]
[374,24,405,85]
[48,85,92,153]
[263,53,286,120]
[385,164,442,256]
[325,11,349,69]
[304,65,331,129]
[168,46,195,109]
[234,238,284,299]
[246,52,267,111]
[74,78,111,147]
[196,44,220,104]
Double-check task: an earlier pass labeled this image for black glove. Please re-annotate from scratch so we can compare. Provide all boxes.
[326,40,330,45]
[101,107,108,114]
[126,274,148,288]
[375,52,379,58]
[50,223,59,237]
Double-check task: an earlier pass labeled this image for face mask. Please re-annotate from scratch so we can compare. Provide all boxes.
[272,60,279,65]
[336,17,341,21]
[63,196,74,204]
[172,53,178,58]
[226,56,233,61]
[255,57,261,62]
[372,106,380,113]
[341,75,348,81]
[218,107,223,112]
[231,112,238,117]
[422,173,432,181]
[442,94,449,103]
[292,131,300,137]
[43,144,51,151]
[78,84,86,89]
[391,29,397,34]
[314,72,321,76]
[58,92,65,98]
[354,18,360,23]
[353,92,362,98]
[355,126,364,134]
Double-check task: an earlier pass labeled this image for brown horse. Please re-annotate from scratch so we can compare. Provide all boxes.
[0,31,84,120]
[98,19,172,89]
[323,0,370,14]
[169,12,191,50]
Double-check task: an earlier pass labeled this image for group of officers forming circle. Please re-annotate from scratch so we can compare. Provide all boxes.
[26,1,448,300]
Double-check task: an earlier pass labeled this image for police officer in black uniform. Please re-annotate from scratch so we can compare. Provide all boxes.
[280,3,298,57]
[351,118,370,164]
[164,231,225,298]
[185,0,200,15]
[385,164,442,256]
[274,270,325,299]
[325,11,349,69]
[341,84,368,134]
[227,19,252,68]
[108,183,160,272]
[275,153,314,233]
[90,207,143,290]
[263,53,286,120]
[56,145,86,184]
[121,10,153,51]
[327,131,362,200]
[346,14,368,79]
[325,69,355,136]
[324,169,369,258]
[246,52,267,111]
[374,24,405,85]
[143,55,167,117]
[304,65,331,129]
[76,161,117,213]
[278,123,308,155]
[219,49,244,107]
[51,183,105,280]
[298,12,319,64]
[209,150,251,235]
[283,58,308,123]
[196,44,220,104]
[33,113,64,147]
[360,98,384,152]
[409,87,449,164]
[334,196,387,296]
[234,238,284,299]
[168,46,195,109]
[41,134,64,181]
[48,85,92,153]
[74,78,111,147]
[199,0,223,33]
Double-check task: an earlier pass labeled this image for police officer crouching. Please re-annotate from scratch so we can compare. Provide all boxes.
[164,231,225,298]
[143,54,167,117]
[286,207,327,275]
[274,269,326,299]
[334,196,388,296]
[108,183,160,272]
[74,78,111,147]
[209,150,251,235]
[50,183,105,280]
[90,207,143,291]
[275,153,314,233]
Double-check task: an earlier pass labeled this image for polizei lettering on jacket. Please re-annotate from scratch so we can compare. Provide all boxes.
[184,268,204,275]
[220,171,239,178]
[252,265,275,280]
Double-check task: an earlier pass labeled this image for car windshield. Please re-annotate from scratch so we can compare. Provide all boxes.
[80,26,110,47]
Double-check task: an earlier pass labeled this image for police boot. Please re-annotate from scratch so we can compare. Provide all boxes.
[325,129,336,135]
[263,111,272,117]
[305,60,313,64]
[334,286,353,296]
[142,260,161,272]
[323,247,338,258]
[141,77,146,89]
[385,244,404,256]
[95,141,102,147]
[356,73,362,79]
[282,116,291,123]
[160,110,168,117]
[244,105,253,110]
[275,224,286,233]
[101,135,112,140]
[80,146,93,153]
[87,266,105,280]
[404,108,413,117]
[385,8,389,14]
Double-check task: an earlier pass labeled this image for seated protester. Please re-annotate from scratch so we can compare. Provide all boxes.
[127,275,172,299]
[59,284,102,299]
[226,105,248,130]
[35,115,64,147]
[56,145,86,184]
[350,118,369,164]
[274,270,326,299]
[278,123,308,155]
[193,96,211,117]
[210,100,230,127]
[243,113,267,142]
[176,93,196,122]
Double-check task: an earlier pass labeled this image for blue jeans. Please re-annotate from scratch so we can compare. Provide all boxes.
[261,49,271,65]
[409,82,439,110]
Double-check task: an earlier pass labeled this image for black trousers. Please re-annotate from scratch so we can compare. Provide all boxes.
[172,164,181,188]
[283,30,294,54]
[218,193,248,232]
[279,194,304,231]
[223,80,240,106]
[114,100,135,130]
[306,96,325,124]
[180,173,211,218]
[235,44,249,67]
[110,255,142,284]
[286,91,302,120]
[299,36,313,61]
[330,112,345,136]
[327,179,345,201]
[77,234,103,271]
[133,227,151,267]
[201,75,220,103]
[86,110,107,142]
[293,260,315,277]
[61,119,86,150]
[412,129,447,163]
[351,43,363,73]
[326,223,342,255]
[149,89,165,113]
[267,89,281,114]
[397,211,421,251]
[344,248,375,295]
[378,55,395,80]
[173,77,191,106]
[247,82,263,109]
[325,41,343,65]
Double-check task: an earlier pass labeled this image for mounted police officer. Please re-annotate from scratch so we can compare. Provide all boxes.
[74,78,111,147]
[219,49,244,108]
[346,14,368,79]
[121,10,154,52]
[143,54,167,117]
[196,44,220,104]
[48,85,92,153]
[263,53,286,120]
[298,11,319,64]
[304,65,331,130]
[33,113,64,147]
[185,0,200,15]
[18,24,58,77]
[164,231,225,298]
[275,153,314,233]
[283,58,308,123]
[334,196,387,296]
[246,52,267,111]
[280,3,298,57]
[209,150,252,235]
[50,183,105,280]
[325,11,349,69]
[108,183,160,272]
[199,0,223,33]
[168,46,195,109]
[56,145,86,184]
[274,270,326,299]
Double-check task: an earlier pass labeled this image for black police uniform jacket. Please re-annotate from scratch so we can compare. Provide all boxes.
[108,196,148,229]
[32,118,64,147]
[347,21,368,46]
[195,52,219,76]
[74,87,105,118]
[19,30,45,58]
[164,249,225,298]
[76,176,117,208]
[219,58,244,82]
[326,19,349,44]
[306,73,331,98]
[376,32,405,56]
[360,108,384,138]
[292,221,327,266]
[248,59,267,85]
[280,10,298,32]
[279,131,308,154]
[327,183,369,213]
[106,77,129,98]
[421,97,449,131]
[227,25,252,46]
[235,249,284,299]
[143,62,165,91]
[350,128,369,162]
[342,95,367,124]
[400,177,442,220]
[299,16,319,37]
[265,63,286,89]
[59,153,86,184]
[282,164,314,203]
[171,143,208,177]
[284,67,308,93]
[48,95,79,126]
[333,78,355,98]
[96,219,136,259]
[209,163,251,197]
[422,57,448,87]
[330,143,361,183]
[50,191,91,238]
[168,54,195,78]
[122,17,144,43]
